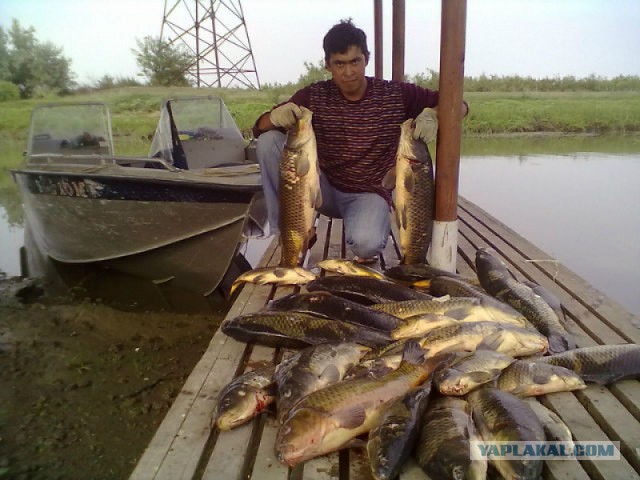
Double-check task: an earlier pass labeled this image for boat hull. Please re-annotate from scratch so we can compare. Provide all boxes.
[12,166,264,296]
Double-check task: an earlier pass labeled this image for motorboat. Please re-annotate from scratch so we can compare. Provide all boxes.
[11,96,267,297]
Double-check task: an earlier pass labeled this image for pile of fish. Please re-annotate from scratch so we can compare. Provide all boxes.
[215,250,640,480]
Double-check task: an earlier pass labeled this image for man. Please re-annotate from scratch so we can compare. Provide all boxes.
[253,19,467,264]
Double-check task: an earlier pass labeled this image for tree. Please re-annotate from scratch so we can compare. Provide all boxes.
[0,28,10,81]
[133,36,193,87]
[295,60,331,87]
[3,19,75,97]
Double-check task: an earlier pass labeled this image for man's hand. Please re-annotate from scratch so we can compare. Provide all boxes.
[269,102,303,129]
[413,107,439,144]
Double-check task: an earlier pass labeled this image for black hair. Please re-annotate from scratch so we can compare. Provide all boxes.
[322,18,370,65]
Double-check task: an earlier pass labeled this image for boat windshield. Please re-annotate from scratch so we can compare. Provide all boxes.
[27,103,114,158]
[149,96,246,169]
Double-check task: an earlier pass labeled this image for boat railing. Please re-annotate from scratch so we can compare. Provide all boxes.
[26,154,180,172]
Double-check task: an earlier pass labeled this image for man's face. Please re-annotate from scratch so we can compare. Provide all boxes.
[326,45,368,99]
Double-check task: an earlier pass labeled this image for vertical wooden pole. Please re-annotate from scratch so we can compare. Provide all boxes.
[429,0,467,272]
[392,0,405,81]
[374,0,383,79]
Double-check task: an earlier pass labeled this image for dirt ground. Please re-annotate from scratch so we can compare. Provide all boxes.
[0,274,227,480]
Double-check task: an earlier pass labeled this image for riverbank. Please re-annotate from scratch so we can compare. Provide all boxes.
[0,275,225,480]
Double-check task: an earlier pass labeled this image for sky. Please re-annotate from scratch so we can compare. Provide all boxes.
[1,0,639,87]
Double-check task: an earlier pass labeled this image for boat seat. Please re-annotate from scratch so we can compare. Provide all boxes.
[181,128,248,169]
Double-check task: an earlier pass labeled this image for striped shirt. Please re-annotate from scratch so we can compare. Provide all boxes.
[254,77,439,204]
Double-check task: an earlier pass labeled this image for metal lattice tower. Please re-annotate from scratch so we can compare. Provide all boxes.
[160,0,260,89]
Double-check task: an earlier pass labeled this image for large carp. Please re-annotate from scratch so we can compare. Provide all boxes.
[221,311,391,349]
[274,343,369,422]
[371,296,527,327]
[279,106,321,267]
[367,383,432,480]
[306,275,432,305]
[382,118,435,264]
[275,343,452,466]
[475,247,576,354]
[416,396,487,480]
[267,291,404,332]
[530,343,640,384]
[467,387,546,480]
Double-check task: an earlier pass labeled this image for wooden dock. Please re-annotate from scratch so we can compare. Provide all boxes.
[129,197,640,480]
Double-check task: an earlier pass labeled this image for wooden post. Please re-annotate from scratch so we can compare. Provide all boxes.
[428,0,467,272]
[374,0,383,79]
[392,0,405,81]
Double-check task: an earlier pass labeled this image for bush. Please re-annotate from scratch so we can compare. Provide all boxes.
[0,80,19,102]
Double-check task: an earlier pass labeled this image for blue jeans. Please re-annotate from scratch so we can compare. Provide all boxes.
[256,130,390,258]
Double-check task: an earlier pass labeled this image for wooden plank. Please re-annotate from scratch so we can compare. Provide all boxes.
[543,459,591,480]
[248,416,290,479]
[459,197,640,342]
[301,452,340,479]
[130,239,280,479]
[574,387,640,472]
[609,380,640,421]
[540,393,638,479]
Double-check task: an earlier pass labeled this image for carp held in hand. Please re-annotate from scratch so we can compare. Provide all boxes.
[382,118,435,265]
[279,106,321,268]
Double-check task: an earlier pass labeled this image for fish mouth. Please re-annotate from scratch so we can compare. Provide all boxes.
[275,443,305,467]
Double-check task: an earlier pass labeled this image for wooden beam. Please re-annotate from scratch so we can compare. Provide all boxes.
[373,0,383,79]
[392,0,405,81]
[429,0,467,271]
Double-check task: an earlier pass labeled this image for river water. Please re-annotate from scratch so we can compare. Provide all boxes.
[458,152,640,315]
[2,136,639,315]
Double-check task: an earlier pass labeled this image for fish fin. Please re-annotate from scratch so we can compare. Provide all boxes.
[509,385,531,396]
[445,307,474,321]
[403,169,415,194]
[336,405,368,429]
[229,279,244,297]
[466,371,496,384]
[314,188,323,209]
[319,365,341,384]
[476,331,503,351]
[295,154,311,177]
[381,167,396,189]
[532,373,552,385]
[402,339,429,365]
[400,206,409,230]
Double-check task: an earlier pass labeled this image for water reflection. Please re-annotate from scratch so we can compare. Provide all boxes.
[459,152,640,316]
